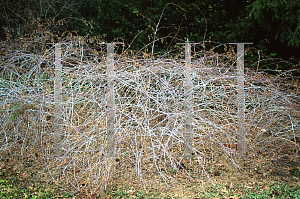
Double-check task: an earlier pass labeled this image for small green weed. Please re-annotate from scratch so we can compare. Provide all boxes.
[199,182,300,199]
[0,173,73,199]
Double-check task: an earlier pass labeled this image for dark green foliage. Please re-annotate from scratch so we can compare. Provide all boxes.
[246,0,300,64]
[247,0,300,47]
[0,0,80,41]
[0,0,299,72]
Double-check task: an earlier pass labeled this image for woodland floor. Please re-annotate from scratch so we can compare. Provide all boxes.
[1,131,299,199]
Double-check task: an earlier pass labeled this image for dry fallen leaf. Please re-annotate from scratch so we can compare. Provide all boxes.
[0,162,5,169]
[282,166,293,171]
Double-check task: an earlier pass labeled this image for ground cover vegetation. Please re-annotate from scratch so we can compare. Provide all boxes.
[0,0,299,198]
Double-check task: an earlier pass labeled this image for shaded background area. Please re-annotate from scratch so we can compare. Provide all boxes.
[1,0,299,74]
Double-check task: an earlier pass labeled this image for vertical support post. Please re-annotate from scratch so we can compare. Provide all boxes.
[229,42,252,157]
[54,43,63,157]
[106,43,115,158]
[99,42,123,158]
[177,40,196,159]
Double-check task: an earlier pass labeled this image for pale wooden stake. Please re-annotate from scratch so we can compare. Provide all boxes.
[99,42,123,158]
[54,43,63,157]
[229,42,252,157]
[177,40,196,159]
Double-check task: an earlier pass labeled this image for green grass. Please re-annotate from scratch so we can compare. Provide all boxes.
[1,170,299,199]
[241,183,300,199]
[0,172,72,199]
[202,182,300,199]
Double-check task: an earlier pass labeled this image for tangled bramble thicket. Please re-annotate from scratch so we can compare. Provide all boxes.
[0,23,299,198]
